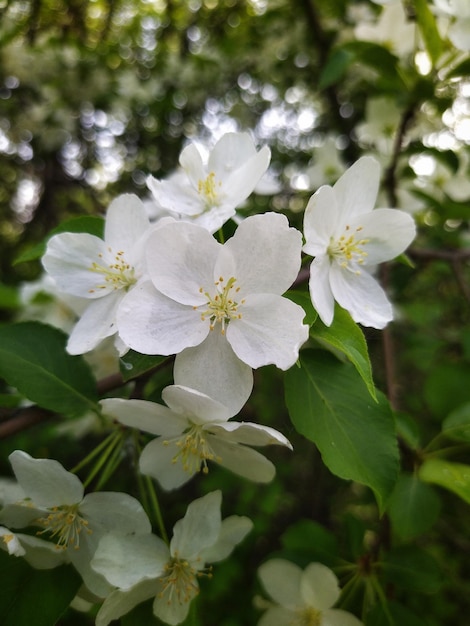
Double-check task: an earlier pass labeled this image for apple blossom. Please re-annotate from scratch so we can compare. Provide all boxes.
[0,451,152,597]
[101,384,292,490]
[146,132,271,233]
[117,212,308,410]
[42,193,152,355]
[92,490,252,626]
[257,559,363,626]
[303,156,416,328]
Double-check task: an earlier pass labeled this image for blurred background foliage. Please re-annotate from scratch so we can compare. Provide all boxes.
[1,0,470,624]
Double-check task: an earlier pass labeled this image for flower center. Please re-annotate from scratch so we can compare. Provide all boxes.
[36,504,91,550]
[327,224,370,273]
[197,171,222,208]
[291,607,323,626]
[88,248,136,293]
[164,425,221,475]
[157,555,212,607]
[197,276,245,334]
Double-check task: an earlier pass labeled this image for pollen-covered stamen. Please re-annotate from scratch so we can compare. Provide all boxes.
[157,553,212,607]
[327,225,370,274]
[292,606,323,626]
[88,248,136,293]
[197,171,222,208]
[35,504,91,550]
[164,425,222,475]
[198,276,245,334]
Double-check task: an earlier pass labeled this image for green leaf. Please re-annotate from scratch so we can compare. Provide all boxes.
[284,350,398,512]
[14,216,105,265]
[0,322,98,418]
[414,0,444,65]
[318,47,354,90]
[419,458,470,505]
[310,306,376,400]
[0,283,20,310]
[0,551,81,626]
[442,402,470,441]
[366,600,430,626]
[119,350,167,382]
[382,546,444,593]
[281,519,339,565]
[387,473,441,540]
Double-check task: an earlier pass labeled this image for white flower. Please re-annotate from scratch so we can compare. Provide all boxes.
[42,194,152,355]
[302,156,416,329]
[101,384,291,490]
[146,132,271,233]
[433,0,470,51]
[257,559,363,626]
[0,451,151,597]
[92,490,252,626]
[354,2,416,57]
[306,136,347,190]
[117,212,308,413]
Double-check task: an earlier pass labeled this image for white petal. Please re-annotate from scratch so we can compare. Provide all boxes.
[258,558,304,609]
[322,609,364,626]
[174,331,253,415]
[147,174,201,216]
[226,293,308,369]
[68,531,113,598]
[17,533,68,569]
[96,579,157,626]
[66,290,122,355]
[117,281,209,355]
[308,255,335,326]
[0,527,25,556]
[219,213,302,296]
[258,607,298,626]
[302,185,339,256]
[170,490,222,560]
[329,263,393,329]
[208,132,257,179]
[9,451,83,507]
[162,385,232,423]
[80,491,152,535]
[221,145,271,208]
[333,156,380,221]
[104,194,150,254]
[209,421,292,449]
[301,562,340,611]
[198,515,252,563]
[351,209,415,265]
[0,503,44,529]
[146,221,221,305]
[139,438,195,490]
[91,533,168,589]
[208,436,276,483]
[100,398,188,436]
[42,233,111,298]
[179,142,206,188]
[184,203,237,234]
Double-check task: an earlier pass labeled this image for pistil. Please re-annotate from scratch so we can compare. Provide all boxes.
[198,276,245,334]
[36,504,91,550]
[88,248,136,293]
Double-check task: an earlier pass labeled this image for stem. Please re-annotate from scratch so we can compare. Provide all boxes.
[82,431,124,489]
[94,437,125,490]
[70,430,120,474]
[145,474,169,545]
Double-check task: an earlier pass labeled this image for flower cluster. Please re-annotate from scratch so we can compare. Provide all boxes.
[3,131,416,625]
